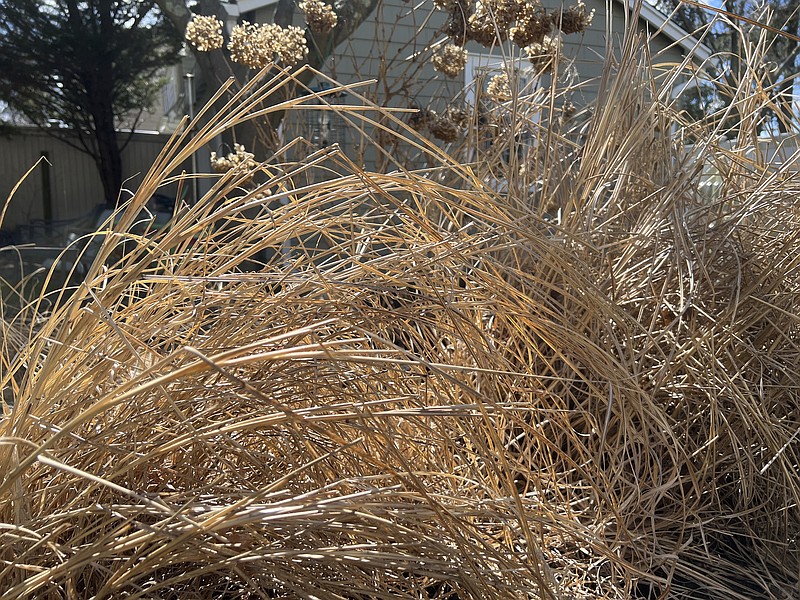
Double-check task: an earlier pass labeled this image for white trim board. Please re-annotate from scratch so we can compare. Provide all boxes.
[237,0,279,12]
[624,0,714,63]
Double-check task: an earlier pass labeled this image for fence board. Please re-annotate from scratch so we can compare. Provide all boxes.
[0,128,184,232]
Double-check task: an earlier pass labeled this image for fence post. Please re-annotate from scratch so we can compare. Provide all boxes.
[40,151,53,234]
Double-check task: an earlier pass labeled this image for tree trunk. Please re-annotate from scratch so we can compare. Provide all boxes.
[94,0,124,206]
[94,118,124,207]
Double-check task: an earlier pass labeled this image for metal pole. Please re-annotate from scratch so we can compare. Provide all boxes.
[185,73,199,204]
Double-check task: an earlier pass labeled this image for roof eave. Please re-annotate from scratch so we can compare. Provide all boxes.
[629,0,714,64]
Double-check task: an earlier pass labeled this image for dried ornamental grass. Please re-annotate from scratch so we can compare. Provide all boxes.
[2,22,800,600]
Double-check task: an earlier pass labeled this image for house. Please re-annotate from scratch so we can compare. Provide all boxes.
[0,0,712,231]
[230,0,712,169]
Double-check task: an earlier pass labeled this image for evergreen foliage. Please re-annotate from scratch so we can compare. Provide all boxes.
[0,0,182,205]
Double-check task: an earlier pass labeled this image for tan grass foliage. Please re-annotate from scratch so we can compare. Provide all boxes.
[1,22,800,600]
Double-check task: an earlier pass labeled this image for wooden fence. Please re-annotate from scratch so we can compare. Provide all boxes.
[0,128,186,233]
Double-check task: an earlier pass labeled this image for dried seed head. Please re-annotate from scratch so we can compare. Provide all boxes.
[274,25,309,65]
[525,34,561,71]
[552,0,594,35]
[408,107,435,131]
[559,100,576,125]
[431,44,469,78]
[228,21,308,69]
[185,15,224,52]
[441,0,473,44]
[467,0,515,45]
[299,0,338,34]
[429,113,461,143]
[210,143,259,185]
[487,72,512,102]
[445,106,470,128]
[509,6,550,46]
[228,21,270,68]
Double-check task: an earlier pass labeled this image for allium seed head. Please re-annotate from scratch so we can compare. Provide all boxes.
[228,21,308,69]
[185,15,224,52]
[431,44,468,78]
[509,6,551,47]
[467,0,515,46]
[559,100,576,125]
[408,107,435,131]
[428,114,461,143]
[525,34,561,71]
[274,25,309,65]
[446,106,469,128]
[487,72,512,102]
[552,0,594,35]
[299,0,338,34]
[210,143,259,185]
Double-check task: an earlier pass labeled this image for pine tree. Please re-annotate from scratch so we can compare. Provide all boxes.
[0,0,182,205]
[659,0,799,132]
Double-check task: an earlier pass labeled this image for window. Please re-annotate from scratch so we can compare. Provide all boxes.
[304,83,348,151]
[463,52,535,105]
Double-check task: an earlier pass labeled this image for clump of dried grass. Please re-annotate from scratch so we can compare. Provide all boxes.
[1,18,800,600]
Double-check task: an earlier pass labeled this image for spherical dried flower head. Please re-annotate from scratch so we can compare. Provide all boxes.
[408,107,435,131]
[446,106,469,128]
[510,5,551,46]
[185,15,224,52]
[441,0,473,44]
[228,21,268,68]
[210,143,258,185]
[467,0,516,45]
[299,0,338,34]
[274,25,309,65]
[431,43,468,78]
[525,34,561,70]
[429,113,461,143]
[487,72,512,102]
[552,0,594,35]
[559,100,576,125]
[228,21,308,69]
